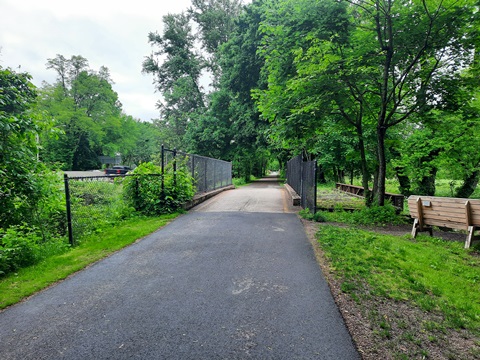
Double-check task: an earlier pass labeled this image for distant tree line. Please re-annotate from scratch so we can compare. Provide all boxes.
[39,54,162,170]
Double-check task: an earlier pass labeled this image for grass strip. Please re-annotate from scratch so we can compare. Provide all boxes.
[316,225,480,358]
[317,225,480,332]
[0,214,178,310]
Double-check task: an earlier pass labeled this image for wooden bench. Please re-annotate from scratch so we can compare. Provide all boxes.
[336,183,405,210]
[408,195,480,249]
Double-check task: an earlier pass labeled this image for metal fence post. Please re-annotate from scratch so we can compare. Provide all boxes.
[135,176,140,210]
[161,144,165,194]
[64,174,74,246]
[213,161,216,190]
[191,154,195,181]
[204,160,207,192]
[314,160,318,214]
[173,148,177,188]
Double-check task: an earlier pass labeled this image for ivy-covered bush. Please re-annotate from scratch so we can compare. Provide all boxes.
[123,161,195,215]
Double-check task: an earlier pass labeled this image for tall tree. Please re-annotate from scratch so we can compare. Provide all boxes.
[41,55,125,170]
[215,0,270,178]
[253,0,359,178]
[143,13,205,148]
[0,66,38,227]
[345,0,477,204]
[255,0,478,204]
[188,0,244,85]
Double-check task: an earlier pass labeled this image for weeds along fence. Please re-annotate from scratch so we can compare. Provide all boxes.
[64,149,232,245]
[286,155,317,214]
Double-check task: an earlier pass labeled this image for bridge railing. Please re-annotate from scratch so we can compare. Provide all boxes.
[286,155,317,213]
[335,183,404,210]
[64,149,232,245]
[161,146,232,195]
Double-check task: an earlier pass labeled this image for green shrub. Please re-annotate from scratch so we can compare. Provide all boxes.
[69,178,135,239]
[3,167,67,241]
[123,161,195,215]
[32,169,67,238]
[233,177,247,187]
[313,212,327,222]
[350,204,405,226]
[0,225,41,276]
[299,209,327,222]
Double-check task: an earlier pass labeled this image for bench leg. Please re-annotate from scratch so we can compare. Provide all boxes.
[411,218,433,239]
[411,219,419,238]
[465,226,478,249]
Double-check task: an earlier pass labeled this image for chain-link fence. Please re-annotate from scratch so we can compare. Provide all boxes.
[286,155,317,213]
[162,146,232,194]
[64,175,133,244]
[64,149,232,244]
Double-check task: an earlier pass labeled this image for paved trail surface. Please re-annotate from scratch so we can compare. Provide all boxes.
[0,178,359,359]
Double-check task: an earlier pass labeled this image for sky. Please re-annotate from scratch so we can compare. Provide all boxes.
[0,0,197,121]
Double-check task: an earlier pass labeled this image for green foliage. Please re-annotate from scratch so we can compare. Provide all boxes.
[0,224,68,278]
[321,204,405,226]
[232,177,247,187]
[350,204,405,226]
[143,13,205,147]
[253,0,479,204]
[163,159,196,210]
[123,162,195,215]
[0,66,39,228]
[0,214,177,308]
[317,225,480,334]
[299,209,326,222]
[0,225,41,276]
[28,168,67,238]
[69,178,135,239]
[39,55,149,171]
[188,0,243,80]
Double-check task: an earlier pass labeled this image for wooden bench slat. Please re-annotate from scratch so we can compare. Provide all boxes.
[408,196,480,205]
[410,213,480,224]
[410,209,480,222]
[422,217,468,228]
[408,199,480,208]
[408,201,480,213]
[419,218,467,229]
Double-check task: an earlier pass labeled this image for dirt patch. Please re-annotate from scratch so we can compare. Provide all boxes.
[302,219,480,360]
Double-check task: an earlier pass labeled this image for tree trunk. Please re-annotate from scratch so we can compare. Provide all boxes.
[317,165,326,184]
[414,149,441,196]
[390,147,411,196]
[357,129,372,206]
[337,169,345,184]
[417,167,437,196]
[376,126,387,206]
[395,169,411,197]
[455,170,480,198]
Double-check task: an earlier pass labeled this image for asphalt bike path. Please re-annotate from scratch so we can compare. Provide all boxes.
[0,178,360,359]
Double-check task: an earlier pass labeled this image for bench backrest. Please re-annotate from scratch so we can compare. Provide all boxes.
[408,195,480,230]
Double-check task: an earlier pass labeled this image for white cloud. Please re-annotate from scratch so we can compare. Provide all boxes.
[0,0,194,121]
